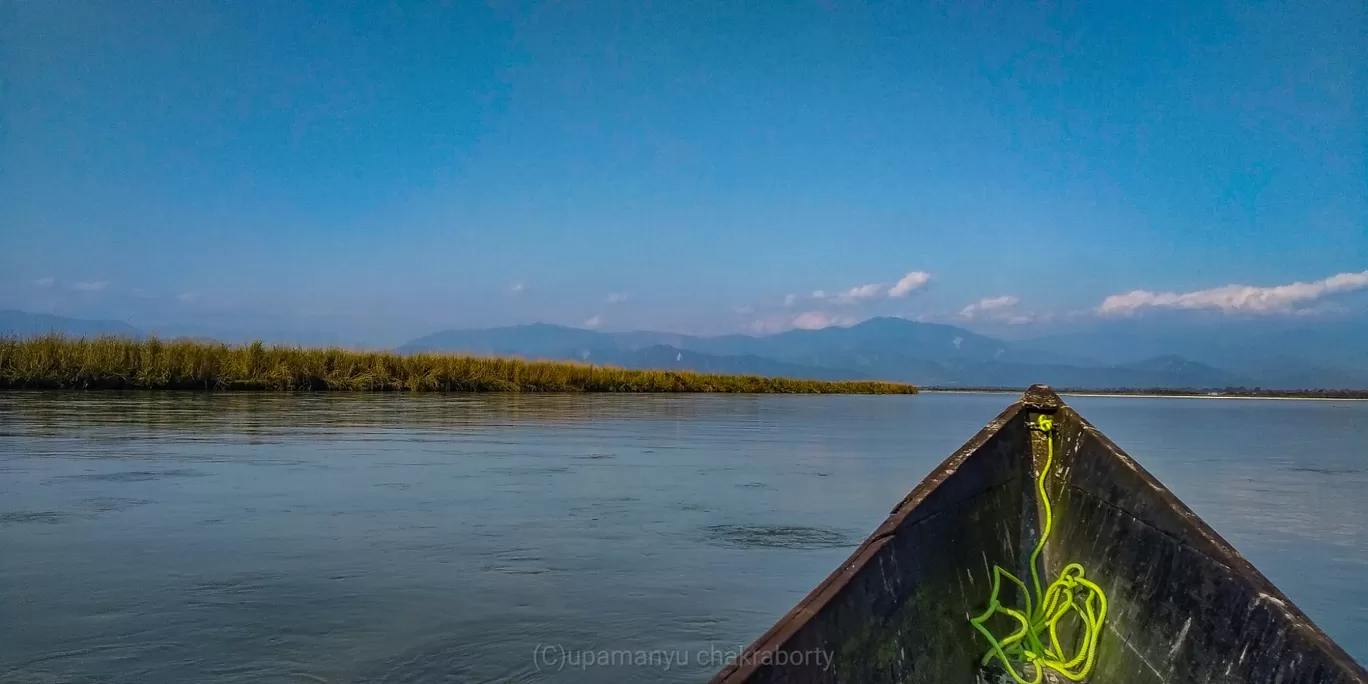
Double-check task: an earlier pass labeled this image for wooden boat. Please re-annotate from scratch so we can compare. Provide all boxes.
[710,386,1367,684]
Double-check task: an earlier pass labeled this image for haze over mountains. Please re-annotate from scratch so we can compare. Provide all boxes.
[6,309,1368,390]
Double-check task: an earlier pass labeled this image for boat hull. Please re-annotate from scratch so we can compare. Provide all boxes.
[710,386,1366,684]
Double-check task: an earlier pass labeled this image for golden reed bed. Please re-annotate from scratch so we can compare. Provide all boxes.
[0,335,917,394]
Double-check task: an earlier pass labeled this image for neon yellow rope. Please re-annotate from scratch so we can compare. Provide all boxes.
[967,414,1108,683]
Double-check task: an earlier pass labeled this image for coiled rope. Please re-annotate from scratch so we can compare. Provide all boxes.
[967,414,1108,683]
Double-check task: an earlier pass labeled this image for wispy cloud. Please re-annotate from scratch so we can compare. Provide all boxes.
[734,270,934,333]
[71,280,109,292]
[959,295,1020,318]
[887,271,931,298]
[732,304,755,315]
[33,276,55,288]
[583,314,602,329]
[509,282,527,294]
[1099,269,1368,316]
[789,270,932,309]
[747,318,786,334]
[177,291,201,303]
[605,292,630,305]
[815,283,884,305]
[958,295,1024,321]
[750,311,856,333]
[791,311,849,329]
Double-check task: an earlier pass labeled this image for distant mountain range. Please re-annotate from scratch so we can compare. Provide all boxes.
[0,311,361,348]
[6,309,1368,390]
[0,310,141,338]
[397,317,1368,390]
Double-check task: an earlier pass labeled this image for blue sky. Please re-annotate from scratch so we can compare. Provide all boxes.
[2,0,1364,344]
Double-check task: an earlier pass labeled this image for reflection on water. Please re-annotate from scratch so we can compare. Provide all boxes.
[0,511,69,525]
[1,391,1365,682]
[702,524,856,550]
[5,392,750,437]
[1068,396,1368,563]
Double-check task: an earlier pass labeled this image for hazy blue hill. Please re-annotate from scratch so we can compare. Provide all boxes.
[7,308,1353,389]
[676,318,1097,384]
[278,314,1368,390]
[396,318,1007,383]
[662,332,771,358]
[937,355,1245,390]
[139,325,239,344]
[672,317,1009,363]
[793,318,1008,361]
[1113,355,1240,387]
[607,330,705,351]
[397,324,866,380]
[393,319,1296,388]
[1025,316,1368,371]
[1022,316,1368,389]
[2,305,1359,388]
[141,324,366,348]
[602,345,871,381]
[1240,361,1368,391]
[0,310,141,338]
[398,323,617,359]
[322,315,1368,390]
[1254,321,1368,372]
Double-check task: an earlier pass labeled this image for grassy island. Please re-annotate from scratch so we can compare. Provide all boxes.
[0,335,918,394]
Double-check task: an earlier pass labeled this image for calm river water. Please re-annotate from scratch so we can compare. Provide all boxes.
[1,392,1364,682]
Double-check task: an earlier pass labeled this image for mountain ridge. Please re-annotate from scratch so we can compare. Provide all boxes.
[6,311,1367,390]
[397,317,1362,389]
[0,310,142,338]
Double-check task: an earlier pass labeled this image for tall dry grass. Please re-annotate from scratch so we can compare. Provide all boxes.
[0,335,918,394]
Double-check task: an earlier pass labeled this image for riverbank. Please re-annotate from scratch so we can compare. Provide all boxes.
[924,387,1368,400]
[0,335,917,394]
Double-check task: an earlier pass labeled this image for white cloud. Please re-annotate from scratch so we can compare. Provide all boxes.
[747,311,856,334]
[748,317,789,334]
[33,276,55,288]
[810,281,896,305]
[71,280,109,292]
[958,295,1021,319]
[849,283,883,298]
[826,283,883,305]
[605,292,630,305]
[1098,269,1368,316]
[509,282,527,294]
[953,295,1037,324]
[790,311,855,330]
[791,311,833,329]
[887,271,931,297]
[766,269,935,317]
[583,314,602,329]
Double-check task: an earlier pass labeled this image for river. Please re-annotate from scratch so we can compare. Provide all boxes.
[1,392,1364,682]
